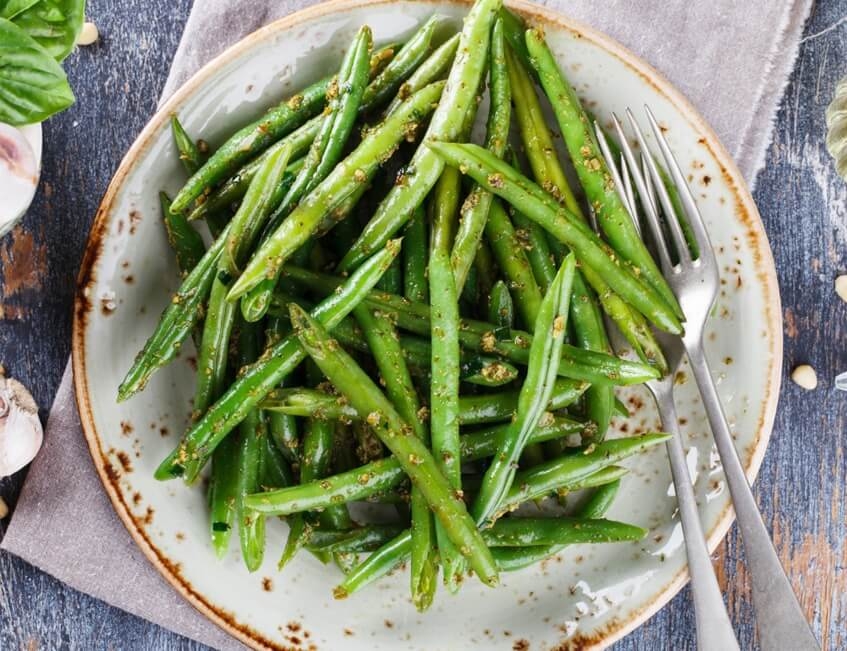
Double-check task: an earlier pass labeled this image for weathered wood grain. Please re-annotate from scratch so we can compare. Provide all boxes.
[0,1,845,649]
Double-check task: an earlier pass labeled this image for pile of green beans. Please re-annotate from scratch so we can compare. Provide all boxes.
[121,2,682,610]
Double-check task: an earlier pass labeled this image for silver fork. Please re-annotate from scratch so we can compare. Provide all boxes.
[600,107,819,651]
[595,128,740,651]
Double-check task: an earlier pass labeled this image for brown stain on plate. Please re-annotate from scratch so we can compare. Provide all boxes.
[71,1,783,650]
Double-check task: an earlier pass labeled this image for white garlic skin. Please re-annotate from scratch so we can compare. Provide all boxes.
[0,374,43,477]
[826,76,847,180]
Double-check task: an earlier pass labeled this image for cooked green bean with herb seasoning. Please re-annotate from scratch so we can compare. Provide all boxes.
[125,2,678,610]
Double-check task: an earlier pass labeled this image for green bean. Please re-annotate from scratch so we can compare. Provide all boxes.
[235,322,266,571]
[260,430,294,489]
[261,376,585,426]
[460,356,518,387]
[497,8,531,74]
[209,434,240,558]
[375,257,402,295]
[227,81,445,300]
[192,277,237,417]
[339,0,502,271]
[118,221,232,401]
[160,192,205,278]
[450,18,511,291]
[426,142,683,334]
[264,318,300,463]
[525,30,682,319]
[487,280,514,336]
[506,48,617,440]
[385,33,460,115]
[360,16,441,114]
[428,166,467,591]
[459,379,587,425]
[463,465,625,504]
[170,76,331,214]
[170,115,204,174]
[220,143,293,276]
[333,451,639,595]
[491,476,624,571]
[278,514,309,571]
[302,417,353,533]
[352,305,437,610]
[305,524,406,554]
[473,255,575,525]
[481,516,645,547]
[278,268,660,384]
[495,433,671,517]
[484,200,543,328]
[245,416,586,515]
[278,27,372,217]
[403,206,428,303]
[154,240,400,482]
[334,530,410,599]
[187,124,315,223]
[287,304,499,587]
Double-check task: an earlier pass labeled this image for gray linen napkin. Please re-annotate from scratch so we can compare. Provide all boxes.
[2,1,812,649]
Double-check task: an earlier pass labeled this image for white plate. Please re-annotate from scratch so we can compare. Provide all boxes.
[73,1,782,648]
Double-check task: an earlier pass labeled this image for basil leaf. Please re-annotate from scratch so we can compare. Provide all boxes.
[0,17,74,125]
[0,1,41,20]
[2,0,85,62]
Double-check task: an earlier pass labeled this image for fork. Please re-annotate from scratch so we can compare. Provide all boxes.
[598,107,819,651]
[595,127,740,651]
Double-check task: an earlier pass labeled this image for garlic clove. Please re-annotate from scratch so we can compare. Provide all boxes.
[790,364,818,391]
[0,123,42,238]
[0,372,43,477]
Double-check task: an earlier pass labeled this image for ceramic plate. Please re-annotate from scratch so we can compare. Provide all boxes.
[73,1,782,648]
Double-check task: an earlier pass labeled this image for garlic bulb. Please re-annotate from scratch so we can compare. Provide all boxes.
[0,123,42,238]
[0,371,43,477]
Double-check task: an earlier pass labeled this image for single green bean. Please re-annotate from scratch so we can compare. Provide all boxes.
[287,304,500,587]
[192,276,237,417]
[385,33,460,115]
[427,165,466,591]
[209,433,240,558]
[170,76,331,213]
[487,280,514,336]
[473,256,575,525]
[426,142,684,334]
[353,305,437,610]
[481,516,645,547]
[245,416,586,515]
[264,318,300,463]
[170,115,204,174]
[260,430,294,489]
[278,27,372,217]
[403,206,428,303]
[160,192,205,278]
[491,476,623,571]
[360,16,441,114]
[235,322,266,572]
[525,30,682,319]
[495,433,671,517]
[450,18,511,291]
[339,0,502,271]
[227,81,445,300]
[154,241,400,482]
[220,143,293,276]
[305,524,406,554]
[484,200,543,328]
[118,222,232,401]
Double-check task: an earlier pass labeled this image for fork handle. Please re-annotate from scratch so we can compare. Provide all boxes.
[654,389,740,651]
[687,344,820,651]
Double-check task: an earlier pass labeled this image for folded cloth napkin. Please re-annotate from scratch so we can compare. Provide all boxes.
[2,1,812,649]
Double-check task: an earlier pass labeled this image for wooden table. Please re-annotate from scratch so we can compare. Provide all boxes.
[0,2,844,649]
